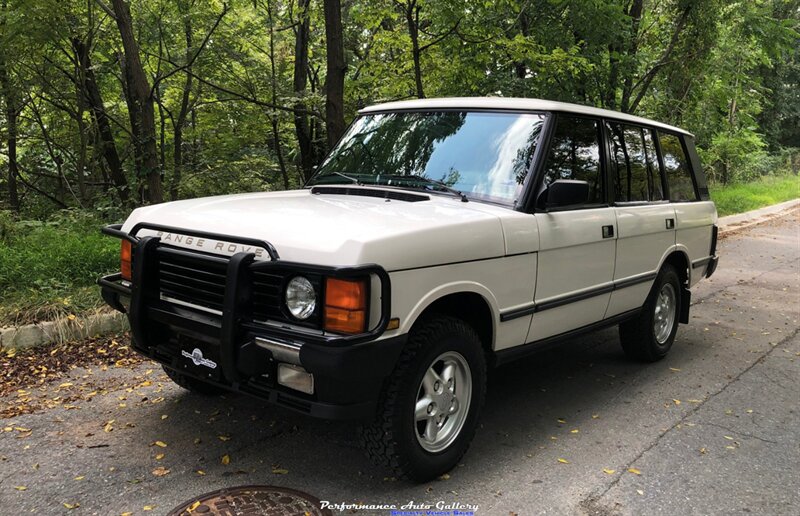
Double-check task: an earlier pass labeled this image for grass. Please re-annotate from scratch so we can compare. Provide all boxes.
[0,211,119,326]
[710,174,800,217]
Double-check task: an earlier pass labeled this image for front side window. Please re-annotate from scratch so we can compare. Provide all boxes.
[309,111,547,205]
[659,132,697,201]
[541,116,603,204]
[608,123,664,202]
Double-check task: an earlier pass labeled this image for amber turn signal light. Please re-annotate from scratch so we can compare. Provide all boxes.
[120,240,132,281]
[324,277,367,334]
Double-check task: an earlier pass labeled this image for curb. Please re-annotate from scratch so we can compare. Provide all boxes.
[718,199,800,235]
[0,311,129,351]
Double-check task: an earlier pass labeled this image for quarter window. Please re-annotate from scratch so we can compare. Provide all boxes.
[659,132,697,201]
[541,116,603,205]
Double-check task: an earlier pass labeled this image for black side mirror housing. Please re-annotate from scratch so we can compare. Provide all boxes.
[538,179,590,210]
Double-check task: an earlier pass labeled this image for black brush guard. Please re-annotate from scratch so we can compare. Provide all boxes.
[98,223,404,420]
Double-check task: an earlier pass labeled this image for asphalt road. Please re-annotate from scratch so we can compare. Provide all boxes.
[1,211,798,516]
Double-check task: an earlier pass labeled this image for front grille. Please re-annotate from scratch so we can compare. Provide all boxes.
[157,247,227,311]
[155,246,321,328]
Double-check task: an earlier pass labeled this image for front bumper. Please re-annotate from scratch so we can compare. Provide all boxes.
[98,224,401,420]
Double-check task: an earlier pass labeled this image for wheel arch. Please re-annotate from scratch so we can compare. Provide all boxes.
[658,246,691,287]
[403,285,497,355]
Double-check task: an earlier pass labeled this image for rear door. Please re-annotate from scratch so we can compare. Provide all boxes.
[527,115,617,342]
[605,122,676,317]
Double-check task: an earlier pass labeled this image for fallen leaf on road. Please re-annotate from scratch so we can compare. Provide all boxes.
[221,454,230,465]
[628,468,642,475]
[58,383,73,389]
[218,435,230,441]
[104,420,114,433]
[63,502,79,510]
[143,506,154,511]
[699,447,707,454]
[152,467,170,477]
[603,469,615,474]
[438,473,450,480]
[669,367,681,372]
[672,399,681,405]
[14,486,27,491]
[161,415,168,420]
[723,435,734,440]
[74,476,84,481]
[121,512,133,516]
[272,467,289,475]
[188,501,201,512]
[688,399,703,403]
[557,458,569,464]
[557,418,566,424]
[153,441,167,448]
[636,489,644,496]
[155,454,164,460]
[591,414,600,419]
[570,429,579,434]
[196,470,206,476]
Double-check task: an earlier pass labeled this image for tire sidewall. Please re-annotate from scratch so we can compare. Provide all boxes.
[646,266,682,357]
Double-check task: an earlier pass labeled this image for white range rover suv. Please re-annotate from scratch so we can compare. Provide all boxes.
[99,97,719,481]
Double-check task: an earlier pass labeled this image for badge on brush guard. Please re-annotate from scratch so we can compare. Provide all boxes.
[182,348,218,369]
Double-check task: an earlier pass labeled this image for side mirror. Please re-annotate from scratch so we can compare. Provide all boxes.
[539,179,590,210]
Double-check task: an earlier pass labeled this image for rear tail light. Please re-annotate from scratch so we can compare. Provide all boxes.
[120,240,132,281]
[324,277,367,334]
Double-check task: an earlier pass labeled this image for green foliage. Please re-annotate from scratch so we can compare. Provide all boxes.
[0,211,118,325]
[710,174,800,216]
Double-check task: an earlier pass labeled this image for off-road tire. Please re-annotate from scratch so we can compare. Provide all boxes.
[358,315,487,482]
[619,264,682,362]
[162,365,227,396]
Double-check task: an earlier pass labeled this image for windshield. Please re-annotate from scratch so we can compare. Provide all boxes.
[308,111,547,205]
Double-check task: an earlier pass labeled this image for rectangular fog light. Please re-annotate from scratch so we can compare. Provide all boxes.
[277,363,314,395]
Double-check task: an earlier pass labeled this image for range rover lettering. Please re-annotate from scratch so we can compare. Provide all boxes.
[99,97,719,481]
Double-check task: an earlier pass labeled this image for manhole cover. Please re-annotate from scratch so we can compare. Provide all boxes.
[167,485,332,516]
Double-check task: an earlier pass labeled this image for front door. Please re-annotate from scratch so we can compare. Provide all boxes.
[527,115,617,342]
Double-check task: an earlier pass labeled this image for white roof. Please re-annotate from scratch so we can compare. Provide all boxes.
[359,97,692,136]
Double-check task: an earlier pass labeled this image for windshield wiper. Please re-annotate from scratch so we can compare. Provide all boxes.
[327,171,362,185]
[382,174,468,203]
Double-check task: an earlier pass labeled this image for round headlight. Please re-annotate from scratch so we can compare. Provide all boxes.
[285,276,316,320]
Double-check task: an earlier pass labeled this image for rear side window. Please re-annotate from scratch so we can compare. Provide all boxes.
[607,123,664,202]
[659,132,697,201]
[541,116,603,204]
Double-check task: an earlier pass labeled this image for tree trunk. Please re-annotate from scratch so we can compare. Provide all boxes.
[619,0,644,114]
[72,37,130,202]
[405,1,425,98]
[293,0,315,181]
[266,0,290,189]
[323,0,346,149]
[111,0,163,203]
[0,0,19,211]
[171,8,194,201]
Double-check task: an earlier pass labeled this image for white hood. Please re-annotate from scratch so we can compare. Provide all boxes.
[121,188,509,271]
